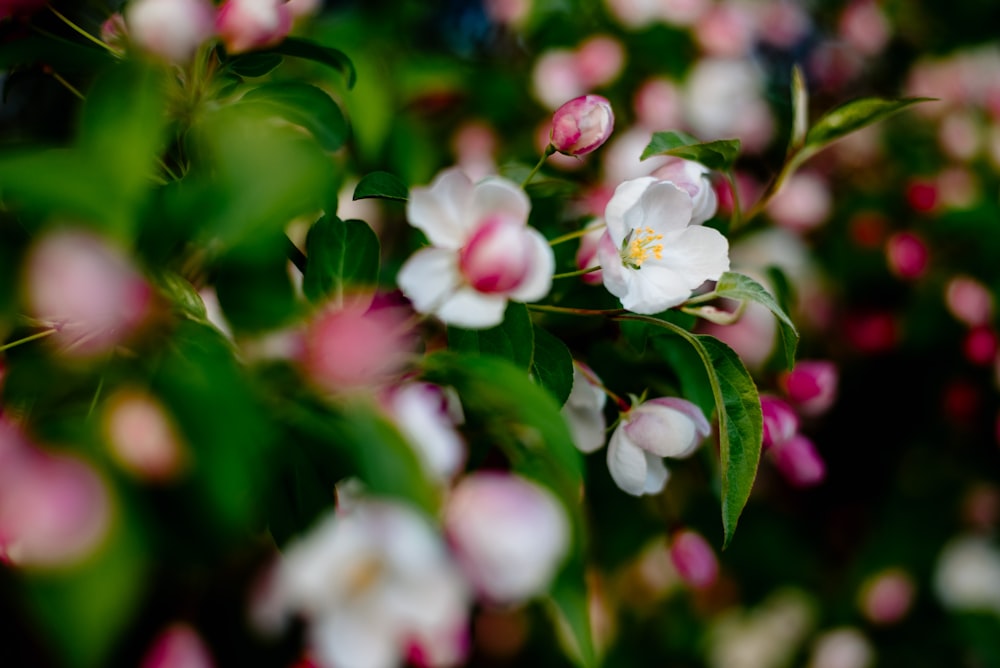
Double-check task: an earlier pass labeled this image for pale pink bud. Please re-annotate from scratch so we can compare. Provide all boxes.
[125,0,216,63]
[23,228,153,358]
[858,568,915,625]
[550,94,615,157]
[694,4,755,57]
[300,294,416,393]
[839,0,891,56]
[946,275,994,327]
[562,362,607,452]
[760,394,798,450]
[216,0,293,55]
[623,397,712,459]
[668,528,718,589]
[103,388,187,482]
[886,231,929,280]
[141,623,216,668]
[769,433,825,487]
[633,77,684,130]
[782,360,838,417]
[451,121,499,183]
[938,111,982,161]
[459,214,534,293]
[574,35,625,88]
[531,50,584,111]
[766,171,832,232]
[445,472,570,604]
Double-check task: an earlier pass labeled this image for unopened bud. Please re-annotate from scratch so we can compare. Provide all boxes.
[550,94,614,156]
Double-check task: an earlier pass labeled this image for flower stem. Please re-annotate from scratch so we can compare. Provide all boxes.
[285,235,308,274]
[574,359,630,412]
[48,5,117,54]
[552,266,601,280]
[48,71,85,100]
[0,328,57,352]
[549,223,605,247]
[521,144,556,189]
[527,304,625,317]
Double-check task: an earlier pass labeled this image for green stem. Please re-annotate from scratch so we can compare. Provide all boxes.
[527,304,624,317]
[549,223,605,247]
[573,359,630,412]
[0,328,57,352]
[48,5,117,54]
[552,265,601,280]
[49,71,85,100]
[682,290,719,306]
[521,144,556,189]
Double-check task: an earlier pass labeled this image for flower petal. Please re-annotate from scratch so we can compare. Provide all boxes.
[436,286,508,329]
[397,247,461,315]
[622,181,694,236]
[607,426,649,496]
[617,264,692,313]
[596,230,629,298]
[508,227,555,302]
[643,451,670,494]
[310,606,400,668]
[655,225,730,289]
[470,176,531,228]
[604,176,658,243]
[407,168,475,248]
[624,401,702,458]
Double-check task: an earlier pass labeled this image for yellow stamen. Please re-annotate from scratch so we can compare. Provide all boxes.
[621,227,664,269]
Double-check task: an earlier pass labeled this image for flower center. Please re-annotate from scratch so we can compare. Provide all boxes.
[620,227,664,270]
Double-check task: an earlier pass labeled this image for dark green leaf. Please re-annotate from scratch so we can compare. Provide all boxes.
[641,131,741,171]
[353,171,409,202]
[714,271,799,369]
[214,245,301,332]
[447,302,534,368]
[242,82,349,151]
[266,36,357,89]
[549,559,597,668]
[0,32,113,72]
[225,52,284,78]
[531,325,574,406]
[804,96,935,154]
[302,216,381,303]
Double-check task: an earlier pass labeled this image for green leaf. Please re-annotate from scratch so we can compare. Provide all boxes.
[531,325,574,406]
[242,82,349,151]
[302,216,381,303]
[266,36,357,89]
[804,96,935,155]
[0,149,114,229]
[353,171,409,202]
[640,131,741,171]
[714,271,799,369]
[447,302,534,368]
[225,52,284,78]
[213,244,301,332]
[549,559,597,668]
[615,316,762,549]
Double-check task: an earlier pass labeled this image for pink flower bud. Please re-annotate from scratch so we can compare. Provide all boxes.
[946,275,994,327]
[574,35,625,88]
[669,529,719,589]
[964,326,998,366]
[782,360,838,417]
[103,388,188,482]
[216,0,293,55]
[141,623,215,668]
[886,231,929,280]
[769,433,825,487]
[125,0,216,63]
[458,214,534,293]
[760,394,798,450]
[906,179,938,213]
[550,95,615,157]
[445,472,570,605]
[858,568,915,625]
[100,13,129,54]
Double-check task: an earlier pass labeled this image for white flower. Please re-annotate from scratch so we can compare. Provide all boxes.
[561,363,608,453]
[397,168,554,329]
[444,472,570,605]
[270,500,470,668]
[607,397,711,496]
[383,382,466,483]
[595,176,730,314]
[933,534,1000,615]
[125,0,216,63]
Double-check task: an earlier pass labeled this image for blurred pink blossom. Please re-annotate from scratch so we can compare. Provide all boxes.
[575,220,606,286]
[452,120,499,182]
[0,0,45,20]
[769,433,826,488]
[669,528,719,589]
[445,471,570,605]
[531,49,585,110]
[575,35,625,88]
[382,381,466,483]
[125,0,216,63]
[562,362,608,452]
[760,394,798,451]
[963,326,998,366]
[103,388,188,482]
[682,58,774,153]
[838,0,891,56]
[216,0,292,54]
[694,4,755,57]
[632,77,684,130]
[857,568,915,625]
[808,627,874,668]
[945,275,994,328]
[886,231,930,280]
[781,360,838,417]
[484,0,531,26]
[766,172,832,232]
[141,623,216,668]
[906,179,939,213]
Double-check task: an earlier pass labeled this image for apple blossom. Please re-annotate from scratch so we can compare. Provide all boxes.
[125,0,216,63]
[561,363,608,453]
[934,534,1000,615]
[381,381,466,483]
[595,176,730,315]
[781,360,838,417]
[103,388,188,482]
[760,394,798,450]
[267,500,471,668]
[669,528,719,589]
[444,471,570,604]
[768,434,825,488]
[607,397,711,496]
[216,0,293,55]
[807,627,874,668]
[550,94,615,157]
[886,231,929,279]
[650,157,719,225]
[397,168,554,329]
[857,568,915,625]
[141,623,216,668]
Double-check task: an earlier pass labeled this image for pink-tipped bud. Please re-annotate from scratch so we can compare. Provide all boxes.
[760,394,798,450]
[550,94,615,157]
[887,231,929,280]
[769,433,826,487]
[216,0,293,55]
[459,214,534,293]
[782,360,839,417]
[669,529,719,589]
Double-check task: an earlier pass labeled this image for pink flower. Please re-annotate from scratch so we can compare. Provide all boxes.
[650,157,719,225]
[574,35,625,88]
[946,275,994,327]
[886,231,930,279]
[550,95,615,157]
[397,168,553,329]
[381,381,466,483]
[103,388,188,482]
[561,363,608,452]
[607,397,711,496]
[769,433,825,487]
[760,394,798,450]
[141,623,215,668]
[782,360,838,417]
[125,0,216,63]
[445,472,570,604]
[669,529,719,589]
[216,0,292,55]
[858,568,915,625]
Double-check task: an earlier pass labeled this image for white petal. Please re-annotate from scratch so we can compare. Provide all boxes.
[643,452,670,494]
[595,231,629,298]
[508,227,555,302]
[604,177,658,244]
[310,608,401,668]
[397,247,461,314]
[622,181,694,236]
[656,225,730,289]
[470,176,531,227]
[435,286,508,329]
[618,264,691,314]
[607,426,649,496]
[624,403,698,458]
[407,168,475,248]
